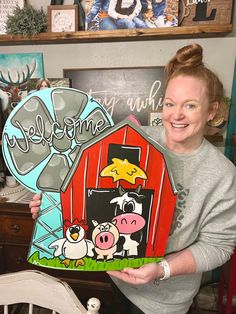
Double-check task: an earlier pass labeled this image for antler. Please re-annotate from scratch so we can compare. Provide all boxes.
[0,60,36,86]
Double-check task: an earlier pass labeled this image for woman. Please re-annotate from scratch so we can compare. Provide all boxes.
[30,43,236,313]
[36,78,51,90]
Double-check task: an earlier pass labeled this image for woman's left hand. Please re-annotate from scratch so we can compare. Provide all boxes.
[107,262,161,285]
[107,250,197,285]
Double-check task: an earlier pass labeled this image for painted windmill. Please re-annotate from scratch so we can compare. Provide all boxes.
[2,87,114,268]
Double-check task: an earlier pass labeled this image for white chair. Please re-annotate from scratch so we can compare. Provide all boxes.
[0,269,101,314]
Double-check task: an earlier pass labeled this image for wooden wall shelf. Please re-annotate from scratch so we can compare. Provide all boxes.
[0,24,232,45]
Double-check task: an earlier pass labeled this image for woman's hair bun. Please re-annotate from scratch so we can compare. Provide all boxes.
[175,43,203,68]
[165,43,204,80]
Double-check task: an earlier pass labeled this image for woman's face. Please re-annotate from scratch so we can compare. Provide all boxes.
[40,81,49,89]
[162,75,215,153]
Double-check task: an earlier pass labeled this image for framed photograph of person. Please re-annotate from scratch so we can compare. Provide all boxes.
[27,78,71,94]
[148,110,163,126]
[48,5,79,32]
[85,0,179,31]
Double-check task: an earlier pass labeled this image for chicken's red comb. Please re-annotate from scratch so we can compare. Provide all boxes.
[64,218,89,232]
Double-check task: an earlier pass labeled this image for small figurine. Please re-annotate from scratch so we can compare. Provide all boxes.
[86,297,101,314]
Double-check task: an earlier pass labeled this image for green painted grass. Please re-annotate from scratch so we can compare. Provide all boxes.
[28,252,162,271]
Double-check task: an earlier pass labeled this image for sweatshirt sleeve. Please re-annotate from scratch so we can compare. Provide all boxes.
[188,165,236,272]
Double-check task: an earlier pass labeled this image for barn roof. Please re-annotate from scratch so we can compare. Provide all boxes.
[61,119,177,194]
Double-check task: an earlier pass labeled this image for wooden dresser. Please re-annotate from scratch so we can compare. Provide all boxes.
[0,202,121,314]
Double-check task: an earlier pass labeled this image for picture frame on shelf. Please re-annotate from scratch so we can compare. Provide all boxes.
[0,0,25,34]
[178,0,233,26]
[85,0,179,31]
[148,110,163,127]
[48,5,78,32]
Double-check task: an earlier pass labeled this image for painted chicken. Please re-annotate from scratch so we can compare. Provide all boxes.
[49,222,94,267]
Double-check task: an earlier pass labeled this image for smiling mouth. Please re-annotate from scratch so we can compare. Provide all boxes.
[171,123,188,128]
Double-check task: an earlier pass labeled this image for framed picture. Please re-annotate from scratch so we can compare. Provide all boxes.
[0,0,25,34]
[27,77,71,94]
[63,67,164,125]
[85,0,179,31]
[48,5,78,32]
[0,52,45,117]
[179,0,233,26]
[148,110,163,126]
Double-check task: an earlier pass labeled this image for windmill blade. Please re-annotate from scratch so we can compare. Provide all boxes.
[36,153,70,192]
[52,88,89,128]
[7,140,51,175]
[10,96,54,139]
[75,107,111,144]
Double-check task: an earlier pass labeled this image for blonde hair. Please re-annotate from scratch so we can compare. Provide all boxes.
[164,43,224,108]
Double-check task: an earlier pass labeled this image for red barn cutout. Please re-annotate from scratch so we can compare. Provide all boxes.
[57,120,177,270]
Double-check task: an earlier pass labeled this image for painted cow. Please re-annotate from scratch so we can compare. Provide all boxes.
[110,185,146,258]
[91,220,120,262]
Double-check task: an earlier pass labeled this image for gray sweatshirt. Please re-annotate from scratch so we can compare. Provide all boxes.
[112,126,236,314]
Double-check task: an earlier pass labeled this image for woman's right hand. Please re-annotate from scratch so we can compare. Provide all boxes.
[29,194,41,219]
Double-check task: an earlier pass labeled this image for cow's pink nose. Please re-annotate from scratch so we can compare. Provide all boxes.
[113,213,145,234]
